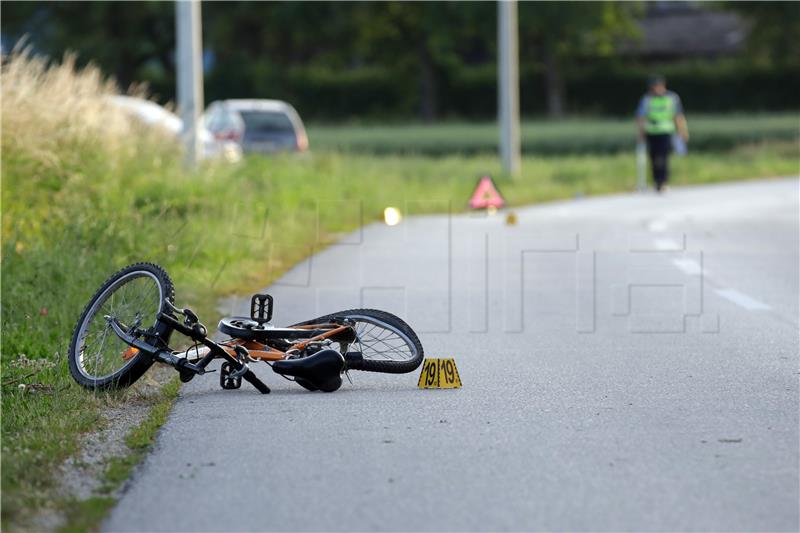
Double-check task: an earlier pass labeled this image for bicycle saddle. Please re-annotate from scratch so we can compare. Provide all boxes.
[271,349,344,392]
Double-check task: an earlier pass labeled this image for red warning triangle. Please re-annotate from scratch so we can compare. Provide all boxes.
[469,175,505,209]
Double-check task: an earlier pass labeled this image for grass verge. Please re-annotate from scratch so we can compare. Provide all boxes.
[58,378,181,533]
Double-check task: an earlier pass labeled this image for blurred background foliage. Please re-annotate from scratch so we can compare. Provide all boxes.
[3,1,798,122]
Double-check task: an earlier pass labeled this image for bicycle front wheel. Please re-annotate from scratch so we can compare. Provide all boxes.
[68,263,174,390]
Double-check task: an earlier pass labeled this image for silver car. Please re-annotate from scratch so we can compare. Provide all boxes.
[203,99,309,154]
[109,96,242,162]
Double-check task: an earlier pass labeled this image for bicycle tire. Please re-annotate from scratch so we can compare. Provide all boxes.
[292,309,423,374]
[68,263,175,390]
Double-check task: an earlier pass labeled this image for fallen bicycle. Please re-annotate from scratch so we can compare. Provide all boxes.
[69,263,424,394]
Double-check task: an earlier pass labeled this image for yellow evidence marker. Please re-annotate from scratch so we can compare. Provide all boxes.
[417,358,462,389]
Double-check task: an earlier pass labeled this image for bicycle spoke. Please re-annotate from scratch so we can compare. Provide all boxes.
[349,318,415,362]
[76,272,163,381]
[92,325,111,377]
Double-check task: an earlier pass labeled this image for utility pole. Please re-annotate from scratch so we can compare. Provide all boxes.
[176,0,204,165]
[498,0,521,178]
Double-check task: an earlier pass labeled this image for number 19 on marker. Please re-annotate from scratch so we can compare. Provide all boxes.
[417,358,462,389]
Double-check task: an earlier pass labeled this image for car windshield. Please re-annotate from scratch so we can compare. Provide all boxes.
[239,110,295,134]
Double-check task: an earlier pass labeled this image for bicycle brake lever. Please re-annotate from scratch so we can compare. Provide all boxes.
[183,308,199,324]
[163,300,199,323]
[164,300,181,315]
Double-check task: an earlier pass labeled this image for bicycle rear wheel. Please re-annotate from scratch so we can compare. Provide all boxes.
[68,263,174,390]
[293,309,423,374]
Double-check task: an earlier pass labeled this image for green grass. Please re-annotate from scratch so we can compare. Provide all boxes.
[308,113,800,156]
[58,498,116,533]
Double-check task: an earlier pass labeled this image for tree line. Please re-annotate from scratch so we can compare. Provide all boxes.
[3,1,798,120]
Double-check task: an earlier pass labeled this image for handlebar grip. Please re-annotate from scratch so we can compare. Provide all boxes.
[242,369,270,394]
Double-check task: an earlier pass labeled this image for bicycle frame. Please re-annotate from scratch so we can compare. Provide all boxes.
[106,301,358,394]
[194,323,353,362]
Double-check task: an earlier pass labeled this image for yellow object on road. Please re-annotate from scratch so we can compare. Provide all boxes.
[383,207,402,226]
[417,358,462,389]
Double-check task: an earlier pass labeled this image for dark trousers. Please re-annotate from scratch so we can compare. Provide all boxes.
[646,134,672,191]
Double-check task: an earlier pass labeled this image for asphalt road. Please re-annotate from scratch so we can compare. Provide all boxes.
[105,178,799,532]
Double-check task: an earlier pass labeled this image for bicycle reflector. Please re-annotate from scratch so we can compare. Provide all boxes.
[121,346,139,361]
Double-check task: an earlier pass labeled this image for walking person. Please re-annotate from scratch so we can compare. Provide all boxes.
[636,75,689,192]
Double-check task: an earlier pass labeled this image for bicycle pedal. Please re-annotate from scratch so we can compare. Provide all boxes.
[220,362,242,390]
[250,294,273,324]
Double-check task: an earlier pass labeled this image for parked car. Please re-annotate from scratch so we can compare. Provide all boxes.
[203,99,309,155]
[108,96,241,162]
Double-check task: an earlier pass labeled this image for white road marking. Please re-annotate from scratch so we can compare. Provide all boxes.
[655,238,771,312]
[653,238,682,251]
[672,258,707,276]
[647,218,669,232]
[714,288,772,311]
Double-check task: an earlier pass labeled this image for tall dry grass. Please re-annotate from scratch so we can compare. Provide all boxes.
[1,46,176,181]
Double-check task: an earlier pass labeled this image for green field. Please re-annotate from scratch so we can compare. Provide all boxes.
[308,114,800,156]
[1,53,799,531]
